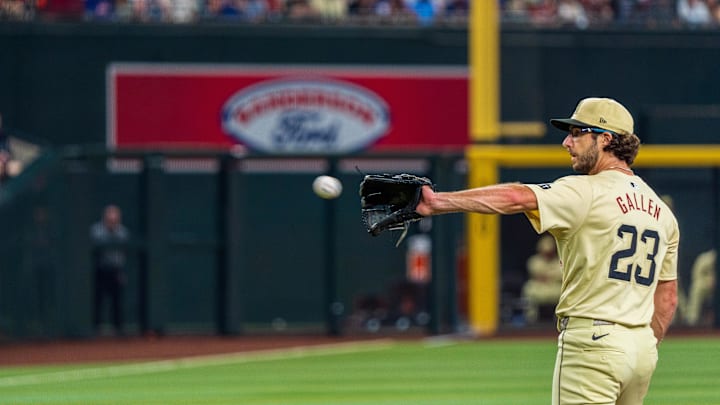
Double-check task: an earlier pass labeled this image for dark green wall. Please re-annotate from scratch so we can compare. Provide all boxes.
[499,29,720,144]
[0,151,465,338]
[2,24,720,146]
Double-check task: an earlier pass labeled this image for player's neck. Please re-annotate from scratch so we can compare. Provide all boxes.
[603,162,634,175]
[593,157,634,176]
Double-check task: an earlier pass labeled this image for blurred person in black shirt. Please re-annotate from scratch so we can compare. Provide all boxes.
[91,204,130,336]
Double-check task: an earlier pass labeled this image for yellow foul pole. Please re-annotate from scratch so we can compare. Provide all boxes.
[467,1,500,335]
[470,1,500,142]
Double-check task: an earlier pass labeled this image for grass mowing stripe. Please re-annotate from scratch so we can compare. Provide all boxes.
[0,337,717,405]
[0,339,394,388]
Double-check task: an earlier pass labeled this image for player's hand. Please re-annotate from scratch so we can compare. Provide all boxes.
[415,185,436,217]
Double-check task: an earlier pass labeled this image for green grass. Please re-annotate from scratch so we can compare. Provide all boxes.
[0,337,718,404]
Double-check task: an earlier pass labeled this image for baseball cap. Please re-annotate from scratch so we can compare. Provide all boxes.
[550,97,634,136]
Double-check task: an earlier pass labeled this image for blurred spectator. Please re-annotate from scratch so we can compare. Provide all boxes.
[502,0,530,23]
[36,0,84,20]
[204,0,263,20]
[85,0,114,20]
[203,0,231,18]
[132,0,172,22]
[614,0,635,22]
[263,0,282,17]
[406,0,439,26]
[528,0,558,26]
[91,204,130,337]
[521,234,562,324]
[244,0,267,20]
[616,0,657,24]
[170,0,199,22]
[348,0,376,17]
[557,0,588,28]
[709,0,720,22]
[580,0,614,24]
[677,0,712,26]
[636,0,677,27]
[0,0,34,20]
[374,0,414,22]
[286,0,317,19]
[444,0,467,21]
[684,249,716,326]
[310,0,346,20]
[113,0,132,19]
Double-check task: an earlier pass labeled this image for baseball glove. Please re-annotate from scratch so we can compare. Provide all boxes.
[359,173,434,246]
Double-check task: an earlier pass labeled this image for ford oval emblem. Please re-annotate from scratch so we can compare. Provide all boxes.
[221,78,390,154]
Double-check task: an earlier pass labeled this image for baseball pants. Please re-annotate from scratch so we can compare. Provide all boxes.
[552,317,658,405]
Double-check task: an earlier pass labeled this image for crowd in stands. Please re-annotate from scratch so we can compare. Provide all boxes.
[504,0,720,28]
[1,0,720,27]
[1,0,462,23]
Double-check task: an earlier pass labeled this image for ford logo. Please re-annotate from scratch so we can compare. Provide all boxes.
[221,78,390,154]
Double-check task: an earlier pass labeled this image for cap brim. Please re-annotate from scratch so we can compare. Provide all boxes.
[549,118,591,132]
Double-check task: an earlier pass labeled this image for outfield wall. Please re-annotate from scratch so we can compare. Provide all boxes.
[0,150,468,338]
[1,24,719,338]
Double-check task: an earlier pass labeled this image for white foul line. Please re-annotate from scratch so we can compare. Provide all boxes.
[0,339,395,388]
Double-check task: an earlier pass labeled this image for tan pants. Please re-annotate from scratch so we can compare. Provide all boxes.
[553,317,658,405]
[685,283,714,326]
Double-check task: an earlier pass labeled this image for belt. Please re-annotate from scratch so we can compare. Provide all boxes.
[558,317,615,332]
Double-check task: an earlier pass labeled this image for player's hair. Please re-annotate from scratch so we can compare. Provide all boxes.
[601,133,641,165]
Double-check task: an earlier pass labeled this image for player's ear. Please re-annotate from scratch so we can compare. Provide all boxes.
[602,132,613,146]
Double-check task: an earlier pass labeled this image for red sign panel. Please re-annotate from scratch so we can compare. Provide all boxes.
[108,64,468,153]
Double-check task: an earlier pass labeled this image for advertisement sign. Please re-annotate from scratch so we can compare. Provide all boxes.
[108,64,468,154]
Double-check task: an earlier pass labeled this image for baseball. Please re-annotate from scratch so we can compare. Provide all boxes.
[313,175,343,199]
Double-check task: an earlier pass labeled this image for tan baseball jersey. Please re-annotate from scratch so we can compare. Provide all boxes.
[525,170,679,327]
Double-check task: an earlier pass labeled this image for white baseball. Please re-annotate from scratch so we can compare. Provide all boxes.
[313,175,343,199]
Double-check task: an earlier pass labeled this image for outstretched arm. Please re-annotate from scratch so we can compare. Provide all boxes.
[415,183,538,217]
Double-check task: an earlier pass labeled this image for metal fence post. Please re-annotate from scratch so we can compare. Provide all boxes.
[139,153,167,336]
[216,154,243,335]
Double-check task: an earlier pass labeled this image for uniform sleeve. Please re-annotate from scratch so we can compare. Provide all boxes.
[524,176,593,237]
[659,222,680,281]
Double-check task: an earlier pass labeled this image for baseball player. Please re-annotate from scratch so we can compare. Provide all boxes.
[522,234,563,324]
[415,97,679,405]
[684,248,716,326]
